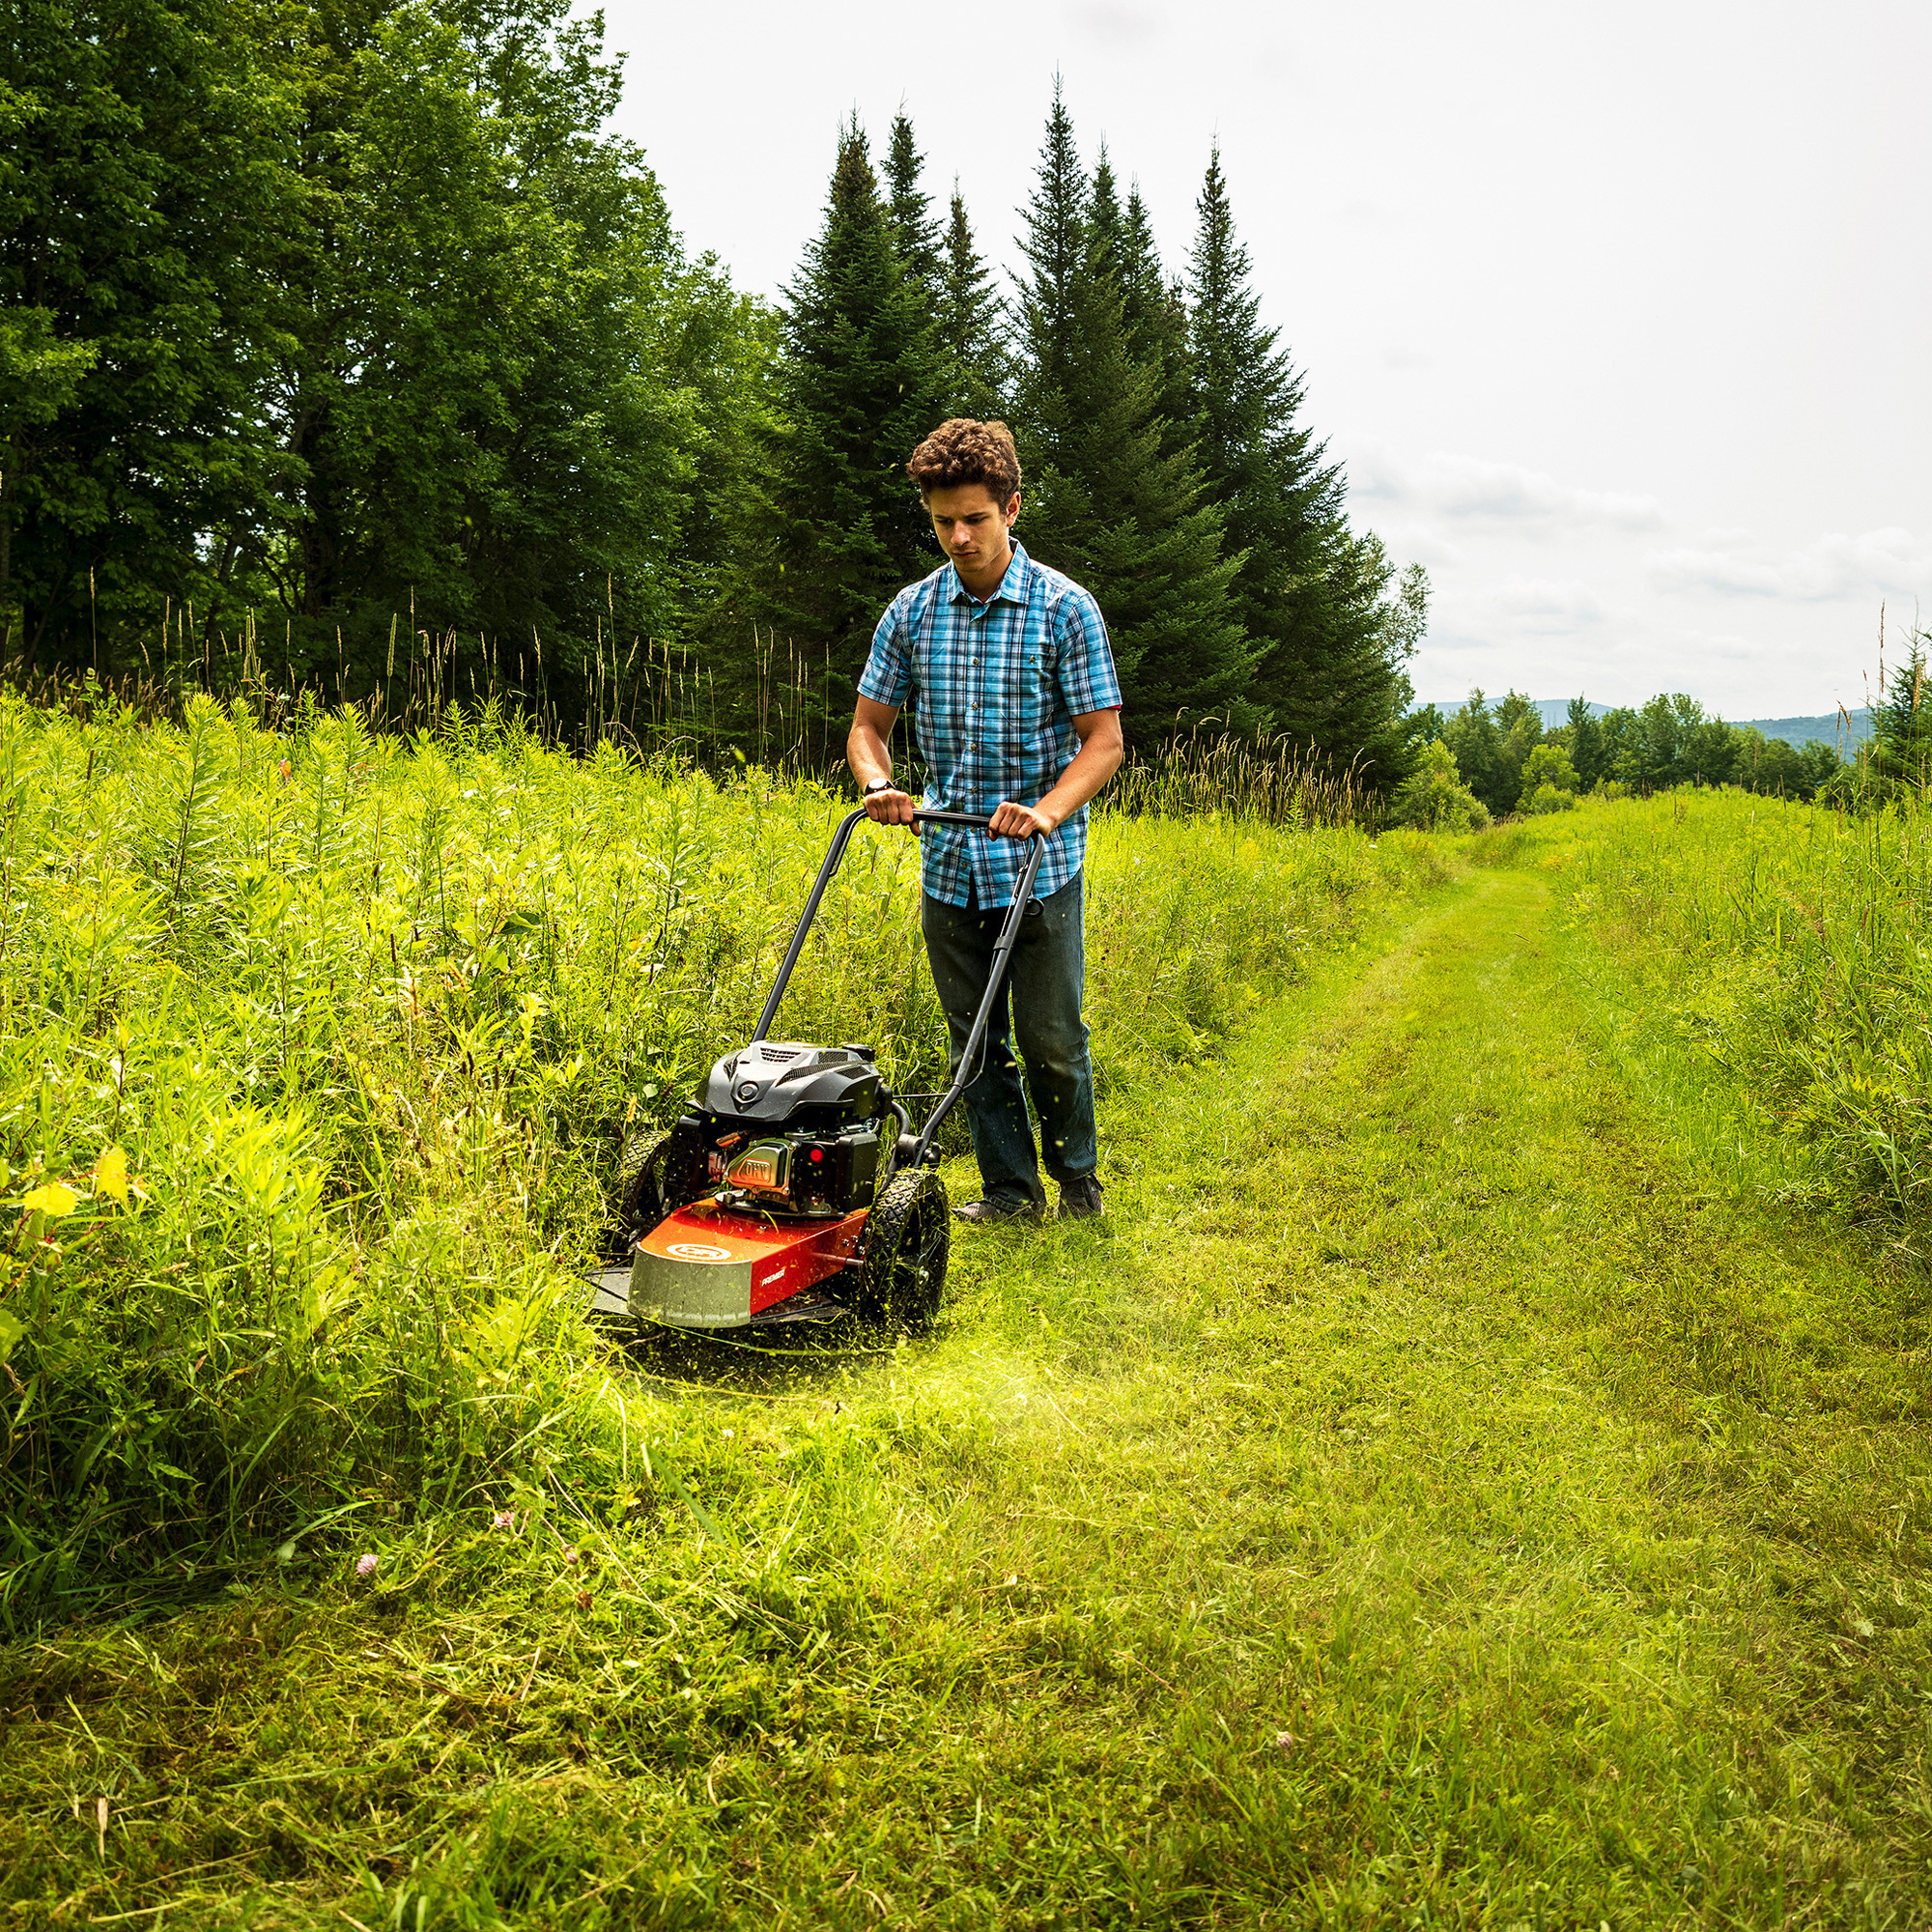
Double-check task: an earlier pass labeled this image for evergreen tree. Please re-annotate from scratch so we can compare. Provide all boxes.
[1441,691,1504,815]
[1185,148,1413,781]
[1115,181,1193,450]
[883,111,942,298]
[1010,90,1252,740]
[1566,696,1606,789]
[748,121,951,712]
[885,114,1005,419]
[940,185,1005,417]
[1873,636,1932,790]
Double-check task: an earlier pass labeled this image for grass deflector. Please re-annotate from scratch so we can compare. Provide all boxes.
[604,808,1044,1336]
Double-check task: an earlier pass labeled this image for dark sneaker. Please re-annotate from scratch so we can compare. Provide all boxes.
[952,1195,1044,1226]
[1058,1175,1106,1221]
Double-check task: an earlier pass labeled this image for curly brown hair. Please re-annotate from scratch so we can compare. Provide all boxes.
[905,418,1022,501]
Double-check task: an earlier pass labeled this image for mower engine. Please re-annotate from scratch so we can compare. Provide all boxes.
[661,1039,891,1216]
[624,1040,912,1331]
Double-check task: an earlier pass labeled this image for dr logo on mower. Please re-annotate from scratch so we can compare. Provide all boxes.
[848,418,1124,1227]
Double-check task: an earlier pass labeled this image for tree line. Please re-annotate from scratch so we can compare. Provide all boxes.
[4,1,1425,780]
[1394,688,1851,829]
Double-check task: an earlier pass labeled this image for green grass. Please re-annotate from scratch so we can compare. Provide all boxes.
[0,693,1442,1615]
[5,783,1932,1926]
[1539,786,1932,1236]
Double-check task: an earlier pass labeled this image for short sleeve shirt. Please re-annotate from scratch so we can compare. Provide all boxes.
[858,543,1122,909]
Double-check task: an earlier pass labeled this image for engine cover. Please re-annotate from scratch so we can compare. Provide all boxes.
[700,1039,885,1129]
[652,1039,889,1220]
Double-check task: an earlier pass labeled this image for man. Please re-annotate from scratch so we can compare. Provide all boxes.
[847,417,1124,1224]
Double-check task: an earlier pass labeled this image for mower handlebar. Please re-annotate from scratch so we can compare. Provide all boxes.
[750,806,1049,1047]
[907,808,1045,838]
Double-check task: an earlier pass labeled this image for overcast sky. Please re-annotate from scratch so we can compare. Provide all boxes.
[603,0,1930,719]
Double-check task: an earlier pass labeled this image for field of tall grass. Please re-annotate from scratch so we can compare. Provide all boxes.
[0,692,1448,1621]
[1536,787,1932,1236]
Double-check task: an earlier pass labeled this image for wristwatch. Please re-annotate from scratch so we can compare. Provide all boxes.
[863,780,897,797]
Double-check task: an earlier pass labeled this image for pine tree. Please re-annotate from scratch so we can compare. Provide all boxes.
[1874,636,1932,790]
[940,185,1005,417]
[1010,91,1253,741]
[1117,183,1193,451]
[883,111,942,298]
[747,121,952,715]
[1186,148,1413,781]
[1566,696,1606,789]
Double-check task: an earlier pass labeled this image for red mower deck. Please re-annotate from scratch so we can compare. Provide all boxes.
[627,1204,868,1329]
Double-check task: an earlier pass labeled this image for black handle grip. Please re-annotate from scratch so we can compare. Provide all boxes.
[910,809,1046,839]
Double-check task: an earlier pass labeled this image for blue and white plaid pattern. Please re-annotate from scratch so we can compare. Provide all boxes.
[860,543,1122,909]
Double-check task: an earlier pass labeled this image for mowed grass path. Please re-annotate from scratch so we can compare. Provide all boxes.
[9,851,1932,1927]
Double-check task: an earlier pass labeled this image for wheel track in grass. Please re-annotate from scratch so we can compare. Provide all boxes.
[7,853,1932,1927]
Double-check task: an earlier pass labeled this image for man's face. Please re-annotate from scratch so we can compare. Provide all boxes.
[924,483,1020,575]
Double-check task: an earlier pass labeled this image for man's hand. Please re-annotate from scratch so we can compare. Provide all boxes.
[987,799,1056,839]
[864,785,918,827]
[990,709,1122,840]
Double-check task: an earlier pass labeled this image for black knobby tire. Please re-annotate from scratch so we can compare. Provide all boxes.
[620,1136,673,1236]
[855,1169,950,1333]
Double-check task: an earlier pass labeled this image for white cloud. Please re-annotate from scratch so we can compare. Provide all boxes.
[1676,629,1759,664]
[1484,575,1607,630]
[1065,3,1163,47]
[1367,519,1463,568]
[1355,449,1665,533]
[1647,526,1932,602]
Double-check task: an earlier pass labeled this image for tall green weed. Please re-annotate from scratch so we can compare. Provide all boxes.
[0,694,1446,1615]
[1561,789,1932,1231]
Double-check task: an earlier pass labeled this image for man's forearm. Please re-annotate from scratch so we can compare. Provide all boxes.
[1035,728,1124,829]
[846,721,895,790]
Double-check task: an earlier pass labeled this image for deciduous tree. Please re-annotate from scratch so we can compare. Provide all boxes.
[1,0,298,670]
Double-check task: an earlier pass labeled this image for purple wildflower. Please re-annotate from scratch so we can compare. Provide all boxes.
[355,1552,379,1578]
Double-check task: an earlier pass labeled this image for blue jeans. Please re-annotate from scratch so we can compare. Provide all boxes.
[920,872,1097,1208]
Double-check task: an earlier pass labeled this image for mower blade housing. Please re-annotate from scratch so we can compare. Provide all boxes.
[630,1204,868,1330]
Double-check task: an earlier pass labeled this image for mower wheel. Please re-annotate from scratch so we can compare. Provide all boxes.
[620,1136,673,1236]
[854,1169,950,1333]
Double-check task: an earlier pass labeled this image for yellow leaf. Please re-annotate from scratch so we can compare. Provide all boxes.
[95,1147,129,1208]
[21,1181,79,1218]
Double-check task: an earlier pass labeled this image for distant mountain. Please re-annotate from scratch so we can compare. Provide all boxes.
[1420,698,1872,748]
[1736,710,1871,748]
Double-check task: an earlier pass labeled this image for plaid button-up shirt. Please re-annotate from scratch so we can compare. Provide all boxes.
[859,542,1122,909]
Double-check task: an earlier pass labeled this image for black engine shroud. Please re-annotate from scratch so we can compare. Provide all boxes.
[657,1039,892,1218]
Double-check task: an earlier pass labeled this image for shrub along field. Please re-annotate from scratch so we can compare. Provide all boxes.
[7,730,1932,1928]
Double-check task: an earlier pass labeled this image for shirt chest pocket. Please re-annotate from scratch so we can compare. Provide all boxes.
[1017,646,1058,746]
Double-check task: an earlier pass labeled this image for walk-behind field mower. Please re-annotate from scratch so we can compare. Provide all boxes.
[587,809,1045,1340]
